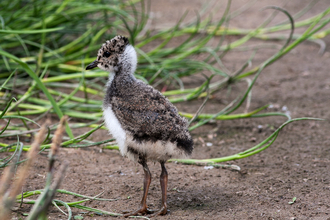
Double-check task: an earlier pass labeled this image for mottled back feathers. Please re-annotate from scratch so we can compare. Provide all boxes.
[105,76,193,155]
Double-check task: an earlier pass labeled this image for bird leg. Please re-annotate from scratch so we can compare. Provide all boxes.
[150,161,168,217]
[123,158,153,217]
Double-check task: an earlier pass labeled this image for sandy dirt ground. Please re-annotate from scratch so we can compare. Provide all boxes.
[5,0,330,219]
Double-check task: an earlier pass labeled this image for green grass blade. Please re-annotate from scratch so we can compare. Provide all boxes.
[171,117,323,164]
[0,27,64,34]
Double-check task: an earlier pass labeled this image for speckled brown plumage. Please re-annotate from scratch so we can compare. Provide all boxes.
[105,74,193,156]
[86,35,193,217]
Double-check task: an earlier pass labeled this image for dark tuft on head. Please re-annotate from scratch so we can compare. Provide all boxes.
[94,35,131,70]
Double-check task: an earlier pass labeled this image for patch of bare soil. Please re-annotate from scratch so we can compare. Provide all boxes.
[7,1,330,219]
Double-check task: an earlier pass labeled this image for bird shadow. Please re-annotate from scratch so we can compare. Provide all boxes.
[166,185,238,213]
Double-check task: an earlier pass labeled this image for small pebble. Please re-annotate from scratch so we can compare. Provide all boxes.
[204,166,214,170]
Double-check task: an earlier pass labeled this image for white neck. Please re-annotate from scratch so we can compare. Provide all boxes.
[121,45,137,75]
[105,45,137,88]
[106,72,115,88]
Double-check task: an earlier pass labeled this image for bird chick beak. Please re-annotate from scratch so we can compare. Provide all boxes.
[86,60,98,70]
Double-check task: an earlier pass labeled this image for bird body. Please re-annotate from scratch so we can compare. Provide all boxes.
[86,35,193,217]
[104,72,193,162]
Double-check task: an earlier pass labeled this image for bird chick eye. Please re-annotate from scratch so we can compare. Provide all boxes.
[103,51,111,58]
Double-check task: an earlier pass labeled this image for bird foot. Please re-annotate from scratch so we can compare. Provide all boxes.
[149,206,168,217]
[123,207,154,217]
[123,206,169,218]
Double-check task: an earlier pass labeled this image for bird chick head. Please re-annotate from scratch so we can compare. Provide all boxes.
[86,36,137,75]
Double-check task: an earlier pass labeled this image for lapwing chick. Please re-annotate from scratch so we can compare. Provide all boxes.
[86,35,193,217]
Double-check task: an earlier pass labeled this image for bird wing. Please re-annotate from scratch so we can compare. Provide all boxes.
[110,82,188,142]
